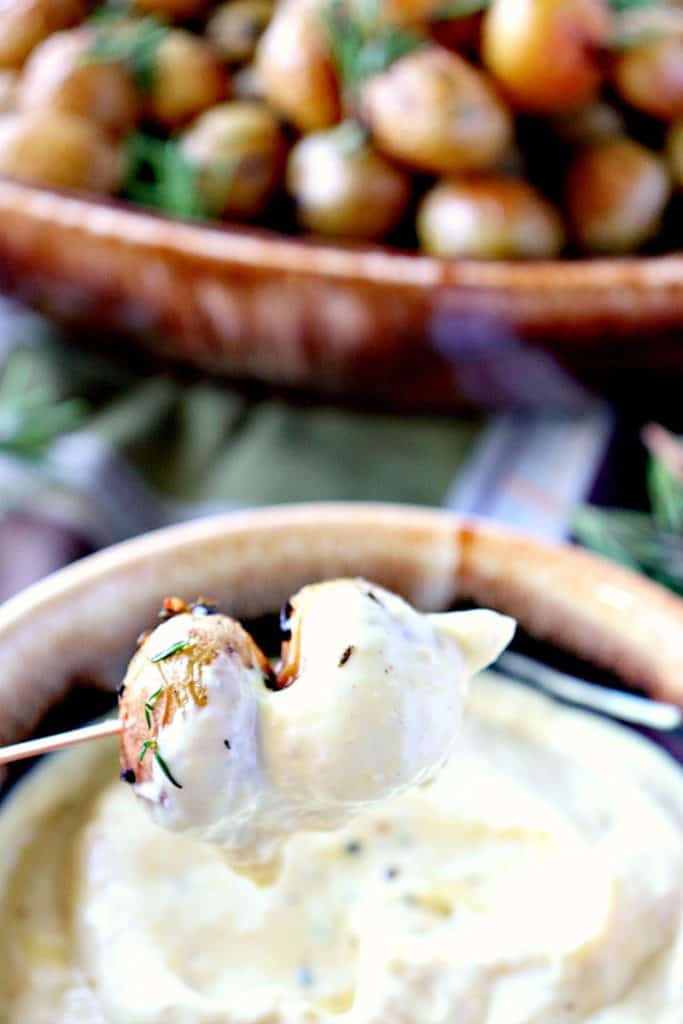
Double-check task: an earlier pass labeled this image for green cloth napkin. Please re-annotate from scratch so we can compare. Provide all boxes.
[0,299,482,516]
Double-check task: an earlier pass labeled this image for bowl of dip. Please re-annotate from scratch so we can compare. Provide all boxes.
[0,503,681,1023]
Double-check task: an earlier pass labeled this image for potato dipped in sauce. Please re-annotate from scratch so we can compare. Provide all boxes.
[119,580,515,880]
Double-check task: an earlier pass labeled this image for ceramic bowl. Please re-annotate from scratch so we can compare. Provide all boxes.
[1,503,683,760]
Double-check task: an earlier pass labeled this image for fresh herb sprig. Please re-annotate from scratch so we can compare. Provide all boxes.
[123,133,206,220]
[323,0,424,100]
[573,424,683,597]
[144,685,163,728]
[149,637,190,662]
[0,352,87,460]
[87,7,169,92]
[139,738,183,788]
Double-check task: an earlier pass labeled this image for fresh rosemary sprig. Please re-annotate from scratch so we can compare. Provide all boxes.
[87,7,169,92]
[0,351,87,460]
[323,0,424,99]
[123,133,206,221]
[138,738,183,788]
[149,638,189,662]
[144,685,164,728]
[573,425,683,597]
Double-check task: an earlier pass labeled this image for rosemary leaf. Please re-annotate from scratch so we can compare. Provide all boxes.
[323,0,423,99]
[149,638,189,663]
[154,750,183,788]
[0,352,87,460]
[138,738,182,787]
[87,8,169,92]
[648,456,683,534]
[123,133,206,221]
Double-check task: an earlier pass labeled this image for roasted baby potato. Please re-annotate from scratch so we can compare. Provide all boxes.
[360,47,512,175]
[417,176,565,259]
[0,71,18,113]
[256,0,340,132]
[207,0,274,64]
[287,124,410,238]
[180,101,285,217]
[0,0,85,69]
[18,28,140,139]
[147,29,228,128]
[565,138,671,254]
[0,110,122,192]
[611,36,683,121]
[482,0,611,113]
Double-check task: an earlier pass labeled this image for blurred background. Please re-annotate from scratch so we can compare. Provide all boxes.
[0,0,681,608]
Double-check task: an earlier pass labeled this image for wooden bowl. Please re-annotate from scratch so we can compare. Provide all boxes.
[0,180,681,409]
[1,503,683,757]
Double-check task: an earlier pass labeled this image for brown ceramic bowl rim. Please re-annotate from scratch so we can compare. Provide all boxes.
[2,502,683,751]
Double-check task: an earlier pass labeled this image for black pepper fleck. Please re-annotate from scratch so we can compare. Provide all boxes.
[345,840,363,855]
[280,599,293,639]
[384,866,400,880]
[367,590,384,608]
[338,645,354,667]
[224,739,231,750]
[116,682,126,698]
[120,768,136,784]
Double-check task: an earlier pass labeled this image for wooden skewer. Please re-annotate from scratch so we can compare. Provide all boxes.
[0,718,121,766]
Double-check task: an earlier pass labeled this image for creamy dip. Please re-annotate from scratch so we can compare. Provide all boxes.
[1,676,681,1024]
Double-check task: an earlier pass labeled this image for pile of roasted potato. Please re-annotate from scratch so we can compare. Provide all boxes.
[0,0,681,258]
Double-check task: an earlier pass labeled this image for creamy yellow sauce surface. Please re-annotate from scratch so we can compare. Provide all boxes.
[1,676,682,1024]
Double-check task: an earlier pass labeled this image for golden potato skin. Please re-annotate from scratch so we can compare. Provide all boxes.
[668,119,683,189]
[148,29,228,128]
[611,37,683,121]
[0,110,122,193]
[180,101,285,218]
[482,0,611,113]
[360,47,512,176]
[565,138,671,254]
[207,0,274,64]
[256,0,340,132]
[0,0,85,69]
[287,126,411,239]
[119,611,272,785]
[0,71,18,113]
[417,176,565,259]
[18,28,141,139]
